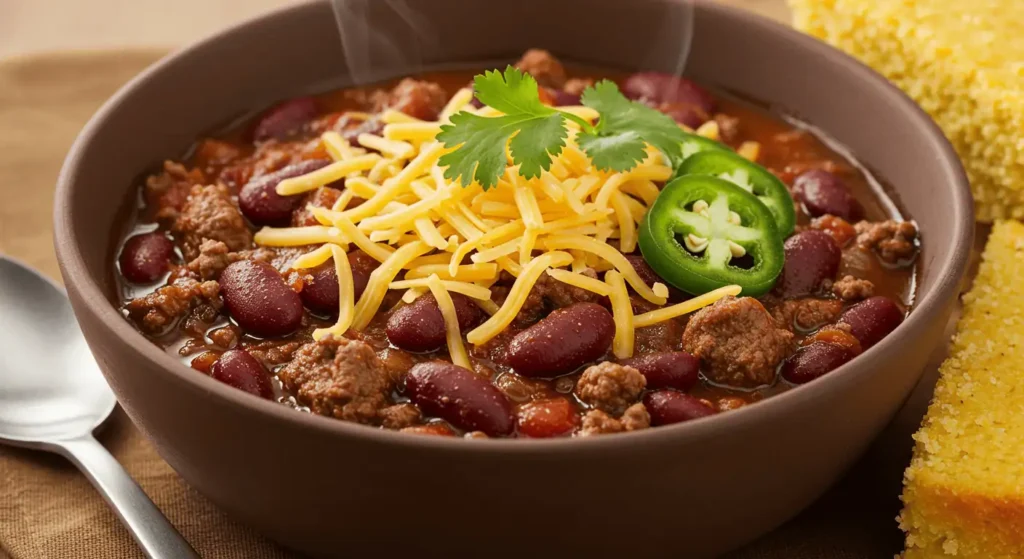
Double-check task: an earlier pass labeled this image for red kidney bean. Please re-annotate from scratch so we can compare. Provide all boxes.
[622,72,715,114]
[777,230,841,298]
[386,293,483,352]
[406,361,514,436]
[347,249,376,293]
[792,169,863,221]
[661,102,708,128]
[220,260,303,338]
[643,390,717,426]
[619,351,699,391]
[210,349,273,399]
[239,159,331,226]
[839,296,904,350]
[505,303,615,378]
[300,262,340,316]
[782,342,856,385]
[118,231,175,283]
[516,397,579,438]
[551,88,581,107]
[253,97,317,141]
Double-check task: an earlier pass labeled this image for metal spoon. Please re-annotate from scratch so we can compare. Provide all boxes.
[0,256,199,559]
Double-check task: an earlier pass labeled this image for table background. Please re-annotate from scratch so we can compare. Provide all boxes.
[0,1,962,557]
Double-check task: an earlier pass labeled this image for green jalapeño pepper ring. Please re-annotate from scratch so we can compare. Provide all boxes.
[676,149,796,236]
[639,175,785,296]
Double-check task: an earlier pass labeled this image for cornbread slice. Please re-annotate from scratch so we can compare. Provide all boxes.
[790,0,1024,222]
[898,221,1024,558]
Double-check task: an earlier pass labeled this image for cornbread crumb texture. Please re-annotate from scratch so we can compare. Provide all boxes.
[790,0,1024,222]
[898,221,1024,558]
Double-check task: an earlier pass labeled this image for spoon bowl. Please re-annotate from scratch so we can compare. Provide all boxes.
[0,256,116,446]
[0,255,198,558]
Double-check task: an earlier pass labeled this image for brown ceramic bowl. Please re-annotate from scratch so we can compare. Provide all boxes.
[54,0,971,556]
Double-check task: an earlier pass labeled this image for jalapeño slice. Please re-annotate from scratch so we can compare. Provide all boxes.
[677,149,796,236]
[638,175,784,296]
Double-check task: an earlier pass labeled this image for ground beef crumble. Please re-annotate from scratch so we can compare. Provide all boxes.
[768,297,843,332]
[292,187,342,226]
[854,220,918,264]
[146,161,204,222]
[578,403,651,436]
[172,184,252,260]
[278,336,391,423]
[186,240,239,280]
[494,269,604,327]
[380,403,422,430]
[515,49,567,89]
[125,278,222,336]
[575,362,646,414]
[382,79,447,121]
[682,296,793,387]
[832,275,875,301]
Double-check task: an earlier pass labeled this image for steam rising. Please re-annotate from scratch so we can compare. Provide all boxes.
[330,0,695,86]
[331,0,438,85]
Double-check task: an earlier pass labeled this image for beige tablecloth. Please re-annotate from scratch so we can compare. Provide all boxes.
[0,48,963,559]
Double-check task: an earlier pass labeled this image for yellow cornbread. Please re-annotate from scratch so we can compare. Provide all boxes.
[790,0,1024,222]
[898,221,1024,558]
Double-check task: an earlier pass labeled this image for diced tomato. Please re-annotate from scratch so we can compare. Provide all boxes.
[804,326,862,354]
[811,215,857,247]
[515,397,579,438]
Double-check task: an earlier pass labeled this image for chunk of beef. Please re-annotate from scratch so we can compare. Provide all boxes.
[241,246,312,272]
[682,296,793,387]
[494,269,604,327]
[291,187,342,226]
[632,295,684,352]
[563,78,593,96]
[854,220,918,264]
[145,161,204,222]
[768,297,843,332]
[515,49,567,89]
[832,275,875,301]
[380,403,422,430]
[384,79,447,121]
[172,184,252,261]
[378,347,416,385]
[185,240,239,280]
[125,278,222,336]
[714,113,741,144]
[575,362,646,414]
[578,403,651,436]
[278,336,391,423]
[246,340,304,367]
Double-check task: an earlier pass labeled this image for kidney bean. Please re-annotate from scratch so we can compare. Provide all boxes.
[239,159,331,226]
[253,97,317,141]
[550,88,581,107]
[406,361,514,436]
[782,342,857,385]
[619,351,699,391]
[220,260,303,338]
[776,230,841,298]
[622,72,715,115]
[347,250,376,295]
[210,348,273,399]
[516,397,580,438]
[661,102,708,129]
[792,169,863,221]
[839,296,904,350]
[386,293,483,353]
[300,262,340,316]
[643,390,717,426]
[118,231,175,283]
[505,302,615,378]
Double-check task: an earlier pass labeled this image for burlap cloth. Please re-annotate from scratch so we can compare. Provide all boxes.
[0,49,968,559]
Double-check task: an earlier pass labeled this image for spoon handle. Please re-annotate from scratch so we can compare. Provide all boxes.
[55,434,200,559]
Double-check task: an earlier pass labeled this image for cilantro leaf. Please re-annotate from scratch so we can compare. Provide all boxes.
[437,67,568,188]
[577,80,688,171]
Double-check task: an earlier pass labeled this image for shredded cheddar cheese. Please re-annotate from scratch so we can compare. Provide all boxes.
[250,100,735,366]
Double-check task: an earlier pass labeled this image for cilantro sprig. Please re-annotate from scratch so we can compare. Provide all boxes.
[437,66,689,189]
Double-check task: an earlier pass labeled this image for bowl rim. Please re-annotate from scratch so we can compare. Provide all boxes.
[53,0,973,454]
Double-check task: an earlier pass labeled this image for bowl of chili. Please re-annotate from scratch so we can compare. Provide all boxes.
[53,0,972,556]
